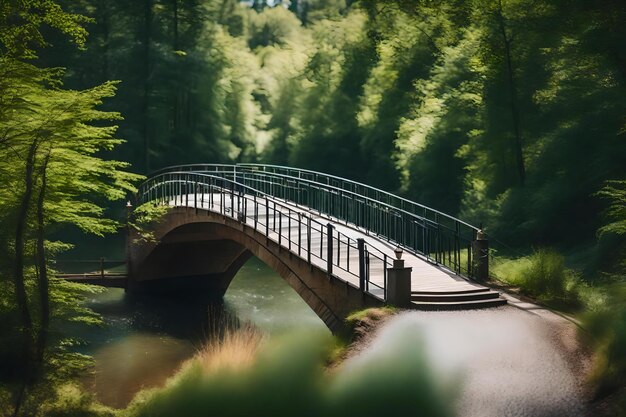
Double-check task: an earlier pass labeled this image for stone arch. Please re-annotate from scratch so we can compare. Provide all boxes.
[128,207,381,332]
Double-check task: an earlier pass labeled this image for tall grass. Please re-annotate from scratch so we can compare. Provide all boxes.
[123,321,452,417]
[196,322,263,373]
[584,283,626,414]
[491,249,586,308]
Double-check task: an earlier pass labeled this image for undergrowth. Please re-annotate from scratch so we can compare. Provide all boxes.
[491,248,606,311]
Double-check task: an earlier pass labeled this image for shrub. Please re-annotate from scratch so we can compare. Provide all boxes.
[524,249,570,298]
[124,325,452,417]
[584,283,626,403]
[492,249,581,305]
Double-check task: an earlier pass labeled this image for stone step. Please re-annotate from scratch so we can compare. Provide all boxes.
[411,288,489,295]
[411,297,507,311]
[411,290,501,302]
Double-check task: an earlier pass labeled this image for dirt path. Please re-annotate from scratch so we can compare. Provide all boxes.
[339,301,592,417]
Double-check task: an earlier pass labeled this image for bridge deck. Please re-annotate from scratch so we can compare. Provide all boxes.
[171,193,488,299]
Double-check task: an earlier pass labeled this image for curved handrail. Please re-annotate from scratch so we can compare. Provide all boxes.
[138,165,479,279]
[239,163,480,231]
[235,169,445,227]
[147,163,480,231]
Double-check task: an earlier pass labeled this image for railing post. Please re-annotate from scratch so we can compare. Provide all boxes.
[265,198,269,240]
[326,223,334,276]
[230,181,235,218]
[472,229,489,282]
[288,209,292,251]
[278,213,282,249]
[383,254,388,300]
[239,192,246,223]
[254,195,258,229]
[358,238,366,292]
[298,213,302,256]
[307,217,312,265]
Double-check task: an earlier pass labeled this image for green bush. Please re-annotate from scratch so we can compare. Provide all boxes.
[525,249,570,298]
[584,284,626,406]
[492,249,582,305]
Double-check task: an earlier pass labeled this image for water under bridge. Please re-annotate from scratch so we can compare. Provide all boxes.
[109,164,505,331]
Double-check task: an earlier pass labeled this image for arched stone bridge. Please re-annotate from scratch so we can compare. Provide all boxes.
[129,164,505,332]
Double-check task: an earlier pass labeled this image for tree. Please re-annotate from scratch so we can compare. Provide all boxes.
[0,1,141,414]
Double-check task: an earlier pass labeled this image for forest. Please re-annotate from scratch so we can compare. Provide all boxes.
[32,0,626,251]
[1,0,626,416]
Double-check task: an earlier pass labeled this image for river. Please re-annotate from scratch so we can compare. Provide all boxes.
[77,257,328,408]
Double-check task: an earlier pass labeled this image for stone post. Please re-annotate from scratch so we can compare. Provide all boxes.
[387,256,412,307]
[472,229,489,282]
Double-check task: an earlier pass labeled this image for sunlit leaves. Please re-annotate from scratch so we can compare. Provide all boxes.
[395,27,483,183]
[0,0,91,59]
[598,181,626,238]
[0,59,142,238]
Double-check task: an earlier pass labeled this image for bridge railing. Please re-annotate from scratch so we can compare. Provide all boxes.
[138,171,393,300]
[144,163,482,280]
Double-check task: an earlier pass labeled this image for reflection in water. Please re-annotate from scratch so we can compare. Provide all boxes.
[224,260,330,333]
[79,257,327,408]
[82,334,195,408]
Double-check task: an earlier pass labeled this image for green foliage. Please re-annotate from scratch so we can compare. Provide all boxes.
[0,58,142,236]
[129,203,171,244]
[123,331,452,417]
[39,383,116,417]
[345,306,396,324]
[598,181,626,238]
[522,249,572,299]
[0,0,91,58]
[491,249,583,306]
[0,1,142,415]
[583,284,626,407]
[1,0,626,412]
[0,274,107,413]
[35,0,626,257]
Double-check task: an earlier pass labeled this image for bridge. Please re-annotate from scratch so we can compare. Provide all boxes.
[127,164,506,332]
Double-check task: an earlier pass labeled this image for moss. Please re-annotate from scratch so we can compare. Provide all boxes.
[38,383,116,417]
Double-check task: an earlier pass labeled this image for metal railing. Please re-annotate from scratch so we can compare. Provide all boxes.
[137,171,392,300]
[145,164,481,279]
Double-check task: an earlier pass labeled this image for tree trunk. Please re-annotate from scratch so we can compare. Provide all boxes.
[142,0,153,173]
[35,152,51,365]
[12,138,38,417]
[172,0,181,144]
[14,140,37,343]
[100,0,110,82]
[497,0,525,186]
[173,0,179,50]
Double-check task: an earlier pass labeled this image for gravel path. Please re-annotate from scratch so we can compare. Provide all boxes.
[346,302,591,417]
